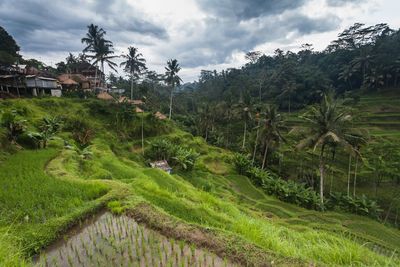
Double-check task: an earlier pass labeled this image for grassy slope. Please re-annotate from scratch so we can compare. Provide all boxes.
[0,98,399,266]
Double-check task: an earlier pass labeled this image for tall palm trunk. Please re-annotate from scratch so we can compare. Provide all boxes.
[168,85,174,120]
[319,146,326,205]
[141,113,144,155]
[347,154,352,196]
[353,155,359,197]
[242,121,247,150]
[261,142,269,170]
[130,71,134,100]
[252,119,261,165]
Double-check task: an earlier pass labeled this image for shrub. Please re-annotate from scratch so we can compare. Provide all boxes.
[171,147,199,171]
[232,153,252,175]
[28,116,62,148]
[0,109,26,144]
[145,139,199,171]
[145,139,176,161]
[65,116,94,148]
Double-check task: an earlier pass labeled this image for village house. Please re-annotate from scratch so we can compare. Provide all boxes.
[0,63,61,97]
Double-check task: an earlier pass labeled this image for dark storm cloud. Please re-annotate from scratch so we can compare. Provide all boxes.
[173,0,341,68]
[177,13,340,67]
[195,0,308,20]
[0,0,167,53]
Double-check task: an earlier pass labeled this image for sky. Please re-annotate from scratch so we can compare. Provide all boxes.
[1,0,399,82]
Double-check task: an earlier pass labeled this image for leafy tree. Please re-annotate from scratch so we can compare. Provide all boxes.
[260,105,285,170]
[86,38,118,87]
[165,59,183,120]
[28,117,62,149]
[297,93,355,205]
[81,24,109,53]
[120,46,147,100]
[0,26,20,63]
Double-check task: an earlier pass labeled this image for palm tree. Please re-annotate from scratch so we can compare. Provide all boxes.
[241,106,251,150]
[278,81,297,114]
[260,105,285,170]
[351,48,374,85]
[165,59,182,120]
[86,39,118,88]
[338,64,355,91]
[251,108,261,165]
[120,46,147,100]
[297,92,354,205]
[81,24,109,53]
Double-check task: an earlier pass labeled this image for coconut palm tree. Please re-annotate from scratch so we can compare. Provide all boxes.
[120,46,147,100]
[338,64,355,91]
[351,48,374,85]
[86,38,118,88]
[260,105,285,170]
[165,59,182,120]
[297,92,354,205]
[81,24,110,53]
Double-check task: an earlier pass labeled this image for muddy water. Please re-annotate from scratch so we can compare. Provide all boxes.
[34,212,238,267]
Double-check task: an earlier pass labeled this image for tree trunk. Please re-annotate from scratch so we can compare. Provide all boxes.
[329,164,334,195]
[242,121,247,150]
[347,154,352,196]
[353,155,359,197]
[168,85,174,120]
[252,119,261,165]
[141,113,144,155]
[319,147,326,205]
[130,71,134,100]
[261,142,269,170]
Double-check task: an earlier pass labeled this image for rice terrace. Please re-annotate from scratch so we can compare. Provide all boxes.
[1,0,400,266]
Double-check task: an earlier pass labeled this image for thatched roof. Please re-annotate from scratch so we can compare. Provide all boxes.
[97,92,114,101]
[58,74,89,83]
[154,111,167,120]
[60,78,78,85]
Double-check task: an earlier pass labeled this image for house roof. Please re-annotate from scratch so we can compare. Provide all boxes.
[154,111,167,120]
[26,75,57,81]
[60,78,78,85]
[97,92,114,100]
[135,107,144,113]
[58,74,89,83]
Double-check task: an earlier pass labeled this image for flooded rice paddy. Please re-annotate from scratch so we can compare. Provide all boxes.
[34,212,238,267]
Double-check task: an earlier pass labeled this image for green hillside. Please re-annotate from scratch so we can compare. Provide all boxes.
[1,98,400,266]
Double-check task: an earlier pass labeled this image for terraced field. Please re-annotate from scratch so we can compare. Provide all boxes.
[1,98,400,266]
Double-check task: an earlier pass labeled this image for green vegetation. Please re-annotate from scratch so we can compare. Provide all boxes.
[1,98,399,266]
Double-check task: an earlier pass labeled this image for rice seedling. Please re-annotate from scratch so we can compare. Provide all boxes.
[34,212,237,267]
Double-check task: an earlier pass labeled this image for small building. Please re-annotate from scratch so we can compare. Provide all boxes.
[25,75,61,97]
[149,160,172,174]
[58,74,91,91]
[135,106,144,113]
